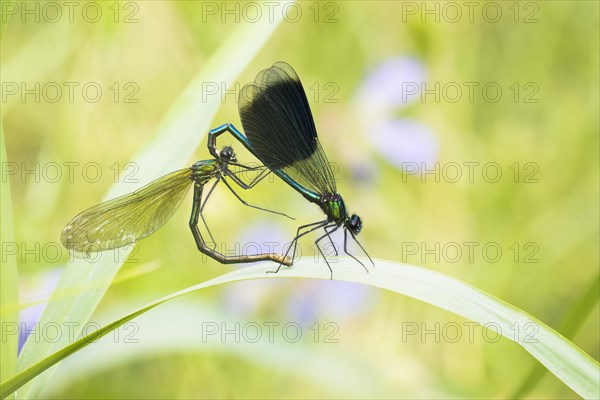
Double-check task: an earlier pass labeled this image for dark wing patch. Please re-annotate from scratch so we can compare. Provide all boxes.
[238,61,336,196]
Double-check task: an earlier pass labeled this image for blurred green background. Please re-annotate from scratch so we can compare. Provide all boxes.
[1,1,598,398]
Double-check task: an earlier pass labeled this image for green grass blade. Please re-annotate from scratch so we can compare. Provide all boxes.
[2,259,598,398]
[14,12,290,398]
[511,275,600,397]
[0,0,11,41]
[0,118,19,399]
[47,302,390,397]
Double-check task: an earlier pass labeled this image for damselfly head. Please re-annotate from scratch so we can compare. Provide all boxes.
[346,214,363,235]
[219,146,237,162]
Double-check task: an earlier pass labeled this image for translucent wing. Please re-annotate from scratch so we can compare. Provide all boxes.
[61,168,194,257]
[238,61,337,197]
[228,163,271,186]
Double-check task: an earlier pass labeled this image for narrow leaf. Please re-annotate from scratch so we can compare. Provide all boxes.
[2,260,598,398]
[0,117,19,399]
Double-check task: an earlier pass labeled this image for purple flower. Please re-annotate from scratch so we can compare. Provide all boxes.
[234,222,290,259]
[355,57,426,111]
[286,280,377,327]
[372,119,439,170]
[354,56,439,172]
[18,268,61,353]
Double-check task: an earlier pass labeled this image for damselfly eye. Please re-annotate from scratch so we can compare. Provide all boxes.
[347,214,362,235]
[220,146,235,161]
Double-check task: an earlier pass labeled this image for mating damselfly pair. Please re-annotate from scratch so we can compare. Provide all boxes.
[61,62,373,278]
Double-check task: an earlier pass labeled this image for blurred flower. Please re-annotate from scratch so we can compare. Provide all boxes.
[355,57,426,113]
[372,119,439,169]
[286,280,377,327]
[350,161,377,184]
[18,268,61,353]
[234,221,290,258]
[354,56,439,172]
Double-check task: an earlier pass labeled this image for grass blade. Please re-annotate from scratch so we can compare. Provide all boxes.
[511,275,600,397]
[2,259,598,398]
[0,1,10,41]
[0,119,19,399]
[47,302,389,397]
